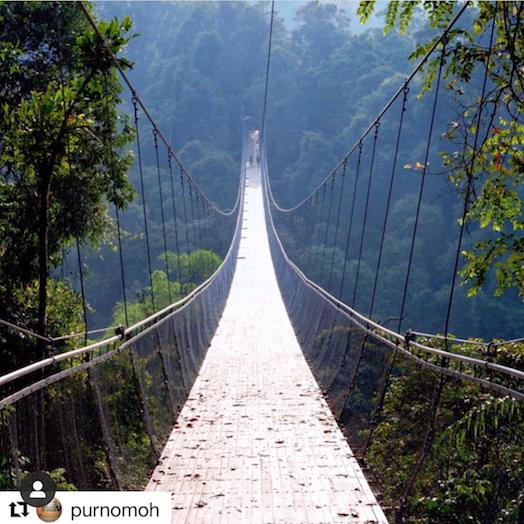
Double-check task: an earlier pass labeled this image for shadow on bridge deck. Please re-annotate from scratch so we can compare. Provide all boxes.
[146,157,387,524]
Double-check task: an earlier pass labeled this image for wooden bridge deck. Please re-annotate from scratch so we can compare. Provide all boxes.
[146,160,387,523]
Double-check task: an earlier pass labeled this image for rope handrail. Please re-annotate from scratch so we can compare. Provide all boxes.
[264,155,523,367]
[266,1,470,214]
[0,318,53,344]
[0,335,121,388]
[273,230,524,383]
[411,332,524,349]
[78,2,239,218]
[411,331,489,347]
[119,120,253,334]
[50,326,117,342]
[0,178,243,390]
[0,319,117,345]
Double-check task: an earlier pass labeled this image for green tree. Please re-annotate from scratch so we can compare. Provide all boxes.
[293,1,350,67]
[0,2,136,354]
[111,249,221,327]
[357,1,524,297]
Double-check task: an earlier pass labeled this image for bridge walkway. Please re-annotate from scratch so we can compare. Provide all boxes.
[146,158,387,524]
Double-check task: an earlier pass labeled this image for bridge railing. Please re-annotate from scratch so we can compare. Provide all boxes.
[0,128,247,490]
[0,152,245,405]
[261,144,524,401]
[261,141,523,520]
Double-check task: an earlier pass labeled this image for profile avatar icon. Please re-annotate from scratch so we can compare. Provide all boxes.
[20,471,56,507]
[30,480,46,499]
[37,498,62,522]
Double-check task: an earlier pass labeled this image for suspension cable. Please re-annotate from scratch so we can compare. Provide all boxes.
[395,373,447,518]
[192,189,203,249]
[75,240,88,345]
[265,2,469,213]
[397,42,447,333]
[78,1,239,217]
[261,0,275,141]
[369,86,409,318]
[303,197,314,248]
[327,158,347,292]
[153,129,173,304]
[103,72,129,327]
[167,152,184,294]
[55,4,88,344]
[312,185,327,278]
[196,193,204,247]
[358,43,446,453]
[352,123,379,308]
[320,176,336,286]
[361,43,448,459]
[179,169,194,285]
[189,184,201,261]
[132,96,156,311]
[340,89,410,414]
[338,144,362,300]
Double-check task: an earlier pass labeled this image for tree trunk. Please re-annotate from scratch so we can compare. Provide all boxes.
[37,166,52,357]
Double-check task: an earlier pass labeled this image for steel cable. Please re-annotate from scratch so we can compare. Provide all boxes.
[55,5,88,344]
[369,86,409,319]
[312,186,327,279]
[103,71,129,326]
[340,89,411,415]
[320,176,336,287]
[179,170,194,285]
[327,158,347,292]
[397,43,447,333]
[78,2,239,218]
[265,2,469,214]
[352,123,380,308]
[261,0,275,141]
[132,96,156,311]
[361,44,448,457]
[153,129,173,303]
[167,152,184,294]
[338,144,362,300]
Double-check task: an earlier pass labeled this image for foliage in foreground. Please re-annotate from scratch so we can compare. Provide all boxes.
[358,0,524,298]
[0,1,135,356]
[365,341,524,523]
[111,249,221,326]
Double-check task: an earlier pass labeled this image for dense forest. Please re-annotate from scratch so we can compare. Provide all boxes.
[0,1,523,522]
[93,0,523,339]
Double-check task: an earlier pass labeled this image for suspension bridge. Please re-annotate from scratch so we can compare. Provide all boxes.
[0,2,523,523]
[144,144,387,522]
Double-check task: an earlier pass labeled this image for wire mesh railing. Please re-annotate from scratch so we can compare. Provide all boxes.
[261,143,524,398]
[261,143,524,520]
[0,127,247,490]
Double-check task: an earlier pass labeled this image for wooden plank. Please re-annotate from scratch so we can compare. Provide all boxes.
[146,162,388,523]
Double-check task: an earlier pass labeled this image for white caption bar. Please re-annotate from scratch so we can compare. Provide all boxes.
[0,491,171,524]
